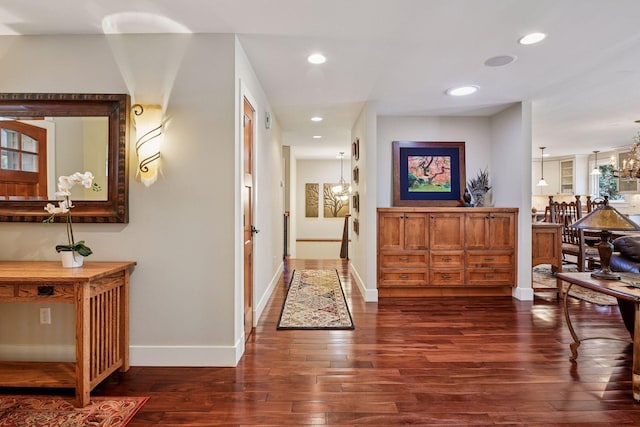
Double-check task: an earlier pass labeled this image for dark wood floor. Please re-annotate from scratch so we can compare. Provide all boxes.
[94,259,640,426]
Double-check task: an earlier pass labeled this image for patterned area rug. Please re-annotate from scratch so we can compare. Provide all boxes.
[277,269,354,329]
[0,395,147,427]
[533,265,617,306]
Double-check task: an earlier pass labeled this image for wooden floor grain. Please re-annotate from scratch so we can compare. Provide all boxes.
[94,259,640,426]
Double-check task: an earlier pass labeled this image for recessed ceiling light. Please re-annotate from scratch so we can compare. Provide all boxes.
[519,32,546,45]
[311,116,323,122]
[313,135,322,139]
[445,85,479,96]
[484,55,517,67]
[307,53,326,64]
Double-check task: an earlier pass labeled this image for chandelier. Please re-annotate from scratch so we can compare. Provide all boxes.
[612,130,640,181]
[332,152,350,201]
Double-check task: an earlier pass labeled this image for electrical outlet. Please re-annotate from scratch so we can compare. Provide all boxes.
[39,307,51,325]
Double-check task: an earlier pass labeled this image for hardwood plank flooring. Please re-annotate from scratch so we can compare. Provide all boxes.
[92,259,640,425]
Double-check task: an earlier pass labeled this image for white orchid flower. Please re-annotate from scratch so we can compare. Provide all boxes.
[55,171,95,195]
[44,201,69,215]
[60,199,72,210]
[45,171,95,258]
[58,175,72,188]
[79,171,94,188]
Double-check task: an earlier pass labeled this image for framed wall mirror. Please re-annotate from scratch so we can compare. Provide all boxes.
[0,93,130,223]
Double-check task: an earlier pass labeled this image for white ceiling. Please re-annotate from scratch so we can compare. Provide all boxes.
[1,0,640,159]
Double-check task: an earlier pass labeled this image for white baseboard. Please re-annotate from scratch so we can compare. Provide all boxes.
[130,344,240,367]
[513,286,534,301]
[349,263,378,302]
[254,261,283,325]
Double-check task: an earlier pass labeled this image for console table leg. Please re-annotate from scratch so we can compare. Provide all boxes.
[75,282,91,407]
[562,282,581,361]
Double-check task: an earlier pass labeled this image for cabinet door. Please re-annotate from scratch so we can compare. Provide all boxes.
[429,213,464,250]
[465,213,489,249]
[488,213,515,249]
[465,212,515,250]
[404,213,428,250]
[560,160,574,194]
[378,212,404,250]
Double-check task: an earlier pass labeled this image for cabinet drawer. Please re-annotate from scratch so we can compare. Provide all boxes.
[379,270,428,286]
[429,269,465,285]
[17,285,74,300]
[466,269,514,286]
[466,251,514,268]
[380,252,428,268]
[0,284,15,297]
[430,251,464,268]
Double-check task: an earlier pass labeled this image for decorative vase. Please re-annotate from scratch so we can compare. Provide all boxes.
[60,251,84,268]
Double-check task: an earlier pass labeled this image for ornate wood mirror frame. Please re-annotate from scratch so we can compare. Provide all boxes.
[0,93,130,223]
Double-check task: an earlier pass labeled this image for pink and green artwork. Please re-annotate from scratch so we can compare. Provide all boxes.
[407,155,451,192]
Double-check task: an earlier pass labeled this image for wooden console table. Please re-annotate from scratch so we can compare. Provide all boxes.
[556,272,640,401]
[0,261,135,407]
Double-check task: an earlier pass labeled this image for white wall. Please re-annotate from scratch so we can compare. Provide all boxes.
[296,159,347,232]
[490,103,533,300]
[0,34,283,367]
[376,116,493,207]
[349,103,378,301]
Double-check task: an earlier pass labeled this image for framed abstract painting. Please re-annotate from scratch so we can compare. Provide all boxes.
[392,141,466,207]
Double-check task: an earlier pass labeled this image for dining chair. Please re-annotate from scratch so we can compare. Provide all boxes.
[548,195,598,272]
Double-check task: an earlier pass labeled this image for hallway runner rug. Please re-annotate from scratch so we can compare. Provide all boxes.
[0,395,148,427]
[277,269,354,330]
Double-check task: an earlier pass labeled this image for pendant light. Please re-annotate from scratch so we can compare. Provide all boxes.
[332,152,350,201]
[537,147,548,186]
[591,150,601,175]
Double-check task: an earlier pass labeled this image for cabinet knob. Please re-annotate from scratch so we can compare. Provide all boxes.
[442,274,452,279]
[484,258,495,261]
[399,257,409,261]
[400,275,409,279]
[442,257,452,262]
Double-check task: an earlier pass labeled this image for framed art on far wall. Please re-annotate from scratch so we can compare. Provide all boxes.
[392,141,466,207]
[352,137,360,161]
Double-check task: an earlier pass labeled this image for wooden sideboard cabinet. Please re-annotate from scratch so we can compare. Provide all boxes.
[0,261,136,407]
[531,222,563,296]
[377,207,518,297]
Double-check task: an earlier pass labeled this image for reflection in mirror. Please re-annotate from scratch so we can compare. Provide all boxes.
[1,117,109,201]
[0,94,130,223]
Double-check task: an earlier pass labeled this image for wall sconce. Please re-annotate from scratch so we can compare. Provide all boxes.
[132,104,163,186]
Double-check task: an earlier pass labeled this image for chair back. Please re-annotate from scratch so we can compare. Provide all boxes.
[586,195,609,212]
[548,195,583,246]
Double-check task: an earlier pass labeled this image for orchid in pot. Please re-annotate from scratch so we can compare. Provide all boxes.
[44,171,98,267]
